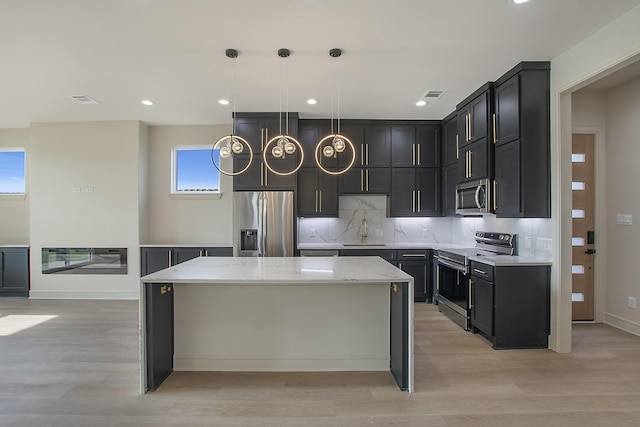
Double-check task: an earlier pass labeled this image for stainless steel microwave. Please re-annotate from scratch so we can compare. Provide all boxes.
[456,178,492,215]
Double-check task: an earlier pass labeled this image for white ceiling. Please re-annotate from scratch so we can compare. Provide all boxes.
[2,0,640,128]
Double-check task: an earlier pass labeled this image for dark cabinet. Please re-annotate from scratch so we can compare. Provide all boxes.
[339,167,389,194]
[297,167,338,217]
[233,113,299,154]
[457,84,493,149]
[233,154,297,191]
[442,112,459,167]
[389,168,440,217]
[145,282,174,391]
[390,281,409,391]
[362,125,391,167]
[493,62,550,218]
[458,138,490,182]
[470,261,550,349]
[298,120,337,168]
[391,124,439,168]
[141,246,232,276]
[396,250,433,302]
[233,113,299,191]
[0,247,30,297]
[338,249,396,263]
[442,163,458,217]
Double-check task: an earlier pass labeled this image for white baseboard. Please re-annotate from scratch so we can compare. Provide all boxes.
[28,290,139,300]
[603,312,640,336]
[173,354,389,372]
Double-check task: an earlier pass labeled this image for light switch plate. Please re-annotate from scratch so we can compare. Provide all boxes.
[617,214,632,225]
[536,238,553,251]
[524,237,532,249]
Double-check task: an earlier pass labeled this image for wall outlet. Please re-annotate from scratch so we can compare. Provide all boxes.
[536,238,553,251]
[72,187,81,193]
[629,297,637,309]
[309,228,316,238]
[422,229,429,237]
[524,237,532,249]
[617,214,633,225]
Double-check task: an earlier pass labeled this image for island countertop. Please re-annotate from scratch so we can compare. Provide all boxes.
[140,256,413,284]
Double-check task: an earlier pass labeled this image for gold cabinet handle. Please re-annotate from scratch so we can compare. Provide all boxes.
[366,169,369,192]
[168,249,172,266]
[468,279,473,308]
[492,113,497,144]
[160,285,172,295]
[469,150,472,178]
[402,253,427,258]
[361,169,364,192]
[473,268,486,275]
[456,135,459,159]
[366,143,369,165]
[319,190,322,212]
[412,143,415,166]
[199,250,203,257]
[412,190,415,212]
[315,190,318,213]
[417,143,421,166]
[390,283,398,292]
[469,112,473,140]
[417,190,421,212]
[465,114,469,141]
[361,144,365,166]
[493,180,497,211]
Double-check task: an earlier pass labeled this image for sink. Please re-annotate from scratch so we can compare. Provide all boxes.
[342,243,386,247]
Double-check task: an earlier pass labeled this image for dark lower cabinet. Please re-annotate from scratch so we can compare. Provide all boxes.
[470,261,550,349]
[0,247,30,297]
[145,283,174,391]
[396,250,433,302]
[141,247,232,276]
[390,281,409,391]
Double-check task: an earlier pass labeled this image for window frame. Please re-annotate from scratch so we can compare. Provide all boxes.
[0,147,27,198]
[170,145,222,199]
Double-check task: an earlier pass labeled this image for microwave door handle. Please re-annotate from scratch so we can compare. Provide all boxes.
[474,185,482,209]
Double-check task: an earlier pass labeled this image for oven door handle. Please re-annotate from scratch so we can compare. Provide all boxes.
[436,257,469,274]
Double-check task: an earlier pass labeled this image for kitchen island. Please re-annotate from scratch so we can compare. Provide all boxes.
[139,256,414,393]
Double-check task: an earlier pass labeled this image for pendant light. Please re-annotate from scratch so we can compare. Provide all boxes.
[211,48,254,176]
[263,48,304,176]
[315,48,356,175]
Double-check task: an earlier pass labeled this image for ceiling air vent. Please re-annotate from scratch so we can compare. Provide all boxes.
[420,90,446,101]
[71,95,100,105]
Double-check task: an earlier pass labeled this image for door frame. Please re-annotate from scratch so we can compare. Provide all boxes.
[571,128,606,324]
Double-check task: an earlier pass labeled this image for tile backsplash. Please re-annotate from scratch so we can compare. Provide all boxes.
[298,195,553,260]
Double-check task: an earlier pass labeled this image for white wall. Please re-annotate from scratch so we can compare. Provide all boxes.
[28,121,143,299]
[0,129,30,244]
[551,3,640,351]
[146,125,233,245]
[603,75,640,332]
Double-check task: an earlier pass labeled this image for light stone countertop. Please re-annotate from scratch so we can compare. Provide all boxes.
[0,245,29,248]
[469,255,552,266]
[297,242,473,251]
[140,256,413,284]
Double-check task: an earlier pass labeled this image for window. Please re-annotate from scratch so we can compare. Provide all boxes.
[0,148,26,195]
[171,145,221,195]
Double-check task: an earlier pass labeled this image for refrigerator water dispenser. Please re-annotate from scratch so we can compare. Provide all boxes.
[240,229,258,251]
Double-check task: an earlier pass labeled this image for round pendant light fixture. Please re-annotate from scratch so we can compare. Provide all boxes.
[211,48,254,176]
[263,48,304,176]
[314,48,356,175]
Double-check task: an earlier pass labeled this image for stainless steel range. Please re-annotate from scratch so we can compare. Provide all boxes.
[435,231,516,330]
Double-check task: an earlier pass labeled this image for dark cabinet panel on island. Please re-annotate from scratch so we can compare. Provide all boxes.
[0,247,30,297]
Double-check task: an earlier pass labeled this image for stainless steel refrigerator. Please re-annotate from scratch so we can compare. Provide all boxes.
[233,191,294,257]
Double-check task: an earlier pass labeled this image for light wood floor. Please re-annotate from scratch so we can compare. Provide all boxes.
[1,299,640,426]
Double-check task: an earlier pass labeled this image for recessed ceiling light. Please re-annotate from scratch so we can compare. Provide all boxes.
[141,100,154,106]
[416,100,427,107]
[307,98,318,105]
[218,99,230,105]
[513,0,529,4]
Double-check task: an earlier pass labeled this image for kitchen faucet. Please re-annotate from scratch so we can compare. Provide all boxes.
[359,218,368,244]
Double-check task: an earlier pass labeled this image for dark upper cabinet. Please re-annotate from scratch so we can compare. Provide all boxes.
[233,154,297,191]
[233,113,299,154]
[298,120,338,168]
[442,111,459,166]
[442,163,458,217]
[458,138,490,183]
[233,113,299,191]
[391,124,440,168]
[361,125,391,167]
[493,62,550,218]
[297,167,338,217]
[0,247,30,297]
[389,168,440,217]
[337,122,366,168]
[339,167,390,194]
[457,83,493,149]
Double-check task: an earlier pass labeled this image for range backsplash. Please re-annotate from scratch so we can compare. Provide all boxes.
[297,195,553,261]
